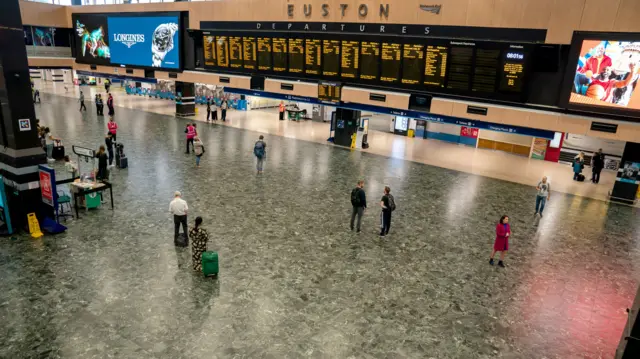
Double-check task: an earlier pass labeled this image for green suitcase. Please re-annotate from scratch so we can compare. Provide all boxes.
[202,251,219,277]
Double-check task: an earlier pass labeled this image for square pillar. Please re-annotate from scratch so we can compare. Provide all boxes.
[610,142,640,205]
[175,81,195,116]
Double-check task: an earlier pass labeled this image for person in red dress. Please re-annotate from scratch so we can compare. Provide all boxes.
[490,215,511,268]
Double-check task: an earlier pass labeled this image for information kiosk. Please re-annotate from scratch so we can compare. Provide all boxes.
[70,145,114,218]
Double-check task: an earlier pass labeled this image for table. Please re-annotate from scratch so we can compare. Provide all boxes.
[70,181,113,218]
[287,109,305,121]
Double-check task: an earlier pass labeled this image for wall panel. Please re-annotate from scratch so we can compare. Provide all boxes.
[492,0,526,28]
[28,57,74,68]
[613,0,640,33]
[342,87,409,109]
[19,1,69,28]
[546,0,585,44]
[466,0,495,27]
[430,98,454,117]
[521,0,554,29]
[264,79,318,98]
[439,0,469,26]
[579,0,621,31]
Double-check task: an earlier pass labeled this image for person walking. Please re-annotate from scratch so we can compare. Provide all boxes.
[43,127,59,160]
[253,135,266,174]
[591,148,605,184]
[279,101,286,121]
[170,191,189,246]
[107,117,118,142]
[206,99,212,122]
[189,216,209,271]
[194,136,205,168]
[350,180,367,233]
[105,133,114,167]
[490,215,511,268]
[107,93,114,116]
[379,186,395,237]
[221,100,227,122]
[185,123,196,154]
[97,94,104,116]
[33,89,40,104]
[534,176,551,217]
[79,91,86,111]
[95,145,109,182]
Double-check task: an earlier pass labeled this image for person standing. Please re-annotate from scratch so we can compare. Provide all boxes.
[211,99,218,121]
[107,117,118,142]
[350,180,367,233]
[490,215,511,268]
[279,101,286,121]
[221,100,227,122]
[79,91,86,111]
[193,136,205,168]
[534,176,551,217]
[185,123,196,154]
[97,94,104,116]
[591,148,605,184]
[379,186,395,237]
[43,127,59,160]
[206,99,212,122]
[573,153,584,181]
[105,133,114,167]
[95,94,100,115]
[95,145,109,181]
[170,191,189,245]
[107,93,114,116]
[189,216,209,271]
[253,135,266,174]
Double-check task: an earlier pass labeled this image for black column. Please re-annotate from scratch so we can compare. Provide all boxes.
[333,108,361,148]
[175,81,195,116]
[0,0,48,230]
[610,142,640,205]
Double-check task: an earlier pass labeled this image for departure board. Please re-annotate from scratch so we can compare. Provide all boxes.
[215,36,229,68]
[323,40,340,77]
[318,81,341,103]
[380,42,401,83]
[447,46,473,90]
[424,45,448,87]
[401,43,424,85]
[272,38,287,72]
[500,50,526,92]
[305,39,321,75]
[243,37,256,70]
[203,36,215,67]
[341,40,359,79]
[360,41,380,81]
[229,36,243,69]
[257,37,272,71]
[473,48,500,92]
[288,38,304,74]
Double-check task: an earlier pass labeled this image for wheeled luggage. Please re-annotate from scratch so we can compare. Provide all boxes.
[202,251,219,277]
[174,233,188,247]
[52,140,65,160]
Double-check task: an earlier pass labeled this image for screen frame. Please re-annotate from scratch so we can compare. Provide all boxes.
[72,11,183,71]
[559,31,640,119]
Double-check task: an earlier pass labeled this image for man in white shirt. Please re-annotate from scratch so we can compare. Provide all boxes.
[169,191,189,244]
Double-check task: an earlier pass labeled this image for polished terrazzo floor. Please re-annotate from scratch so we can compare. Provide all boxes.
[1,93,639,359]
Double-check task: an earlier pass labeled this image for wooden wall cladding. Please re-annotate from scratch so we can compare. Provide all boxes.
[72,63,145,78]
[17,0,640,44]
[155,71,251,89]
[28,57,74,68]
[264,79,318,98]
[341,87,409,109]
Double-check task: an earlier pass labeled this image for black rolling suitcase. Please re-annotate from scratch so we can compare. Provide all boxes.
[577,173,585,182]
[115,143,128,169]
[52,140,65,160]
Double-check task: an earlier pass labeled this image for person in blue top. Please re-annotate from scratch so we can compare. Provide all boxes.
[573,152,585,181]
[253,135,266,174]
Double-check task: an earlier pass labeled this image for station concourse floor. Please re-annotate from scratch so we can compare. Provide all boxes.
[38,82,622,206]
[0,83,637,358]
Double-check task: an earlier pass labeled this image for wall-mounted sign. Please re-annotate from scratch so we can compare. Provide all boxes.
[287,4,390,19]
[18,119,31,132]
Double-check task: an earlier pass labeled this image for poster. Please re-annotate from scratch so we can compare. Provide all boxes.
[460,126,479,138]
[39,167,54,207]
[531,138,548,160]
[73,13,111,65]
[619,162,640,184]
[33,27,55,46]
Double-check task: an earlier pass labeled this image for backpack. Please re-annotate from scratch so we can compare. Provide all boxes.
[254,141,265,158]
[351,188,361,207]
[387,194,396,211]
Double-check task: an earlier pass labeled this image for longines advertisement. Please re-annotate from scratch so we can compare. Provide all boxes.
[73,13,181,70]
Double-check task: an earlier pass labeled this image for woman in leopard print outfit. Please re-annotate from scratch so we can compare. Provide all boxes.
[188,216,209,271]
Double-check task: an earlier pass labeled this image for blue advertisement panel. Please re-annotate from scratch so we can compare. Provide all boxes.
[108,16,180,69]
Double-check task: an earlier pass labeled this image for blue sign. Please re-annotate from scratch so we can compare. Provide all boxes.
[223,87,556,139]
[108,16,180,69]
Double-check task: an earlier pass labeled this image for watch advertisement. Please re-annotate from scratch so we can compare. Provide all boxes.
[108,15,180,69]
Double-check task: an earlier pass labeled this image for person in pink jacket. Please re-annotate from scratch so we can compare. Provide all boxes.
[107,117,118,142]
[489,215,511,268]
[185,123,196,154]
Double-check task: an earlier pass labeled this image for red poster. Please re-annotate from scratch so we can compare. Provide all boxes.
[39,170,53,206]
[460,126,479,138]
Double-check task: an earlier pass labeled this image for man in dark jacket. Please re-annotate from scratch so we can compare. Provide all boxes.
[591,148,605,184]
[350,180,367,233]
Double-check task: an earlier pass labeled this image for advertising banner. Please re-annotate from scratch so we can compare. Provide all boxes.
[33,27,55,47]
[38,165,57,208]
[73,14,111,65]
[460,126,479,138]
[108,16,180,69]
[531,138,548,160]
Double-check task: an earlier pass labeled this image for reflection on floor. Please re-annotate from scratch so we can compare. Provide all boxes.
[37,82,623,206]
[3,86,635,358]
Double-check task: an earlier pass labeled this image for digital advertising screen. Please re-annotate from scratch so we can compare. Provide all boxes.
[569,40,640,111]
[73,14,110,65]
[108,15,180,69]
[33,27,55,47]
